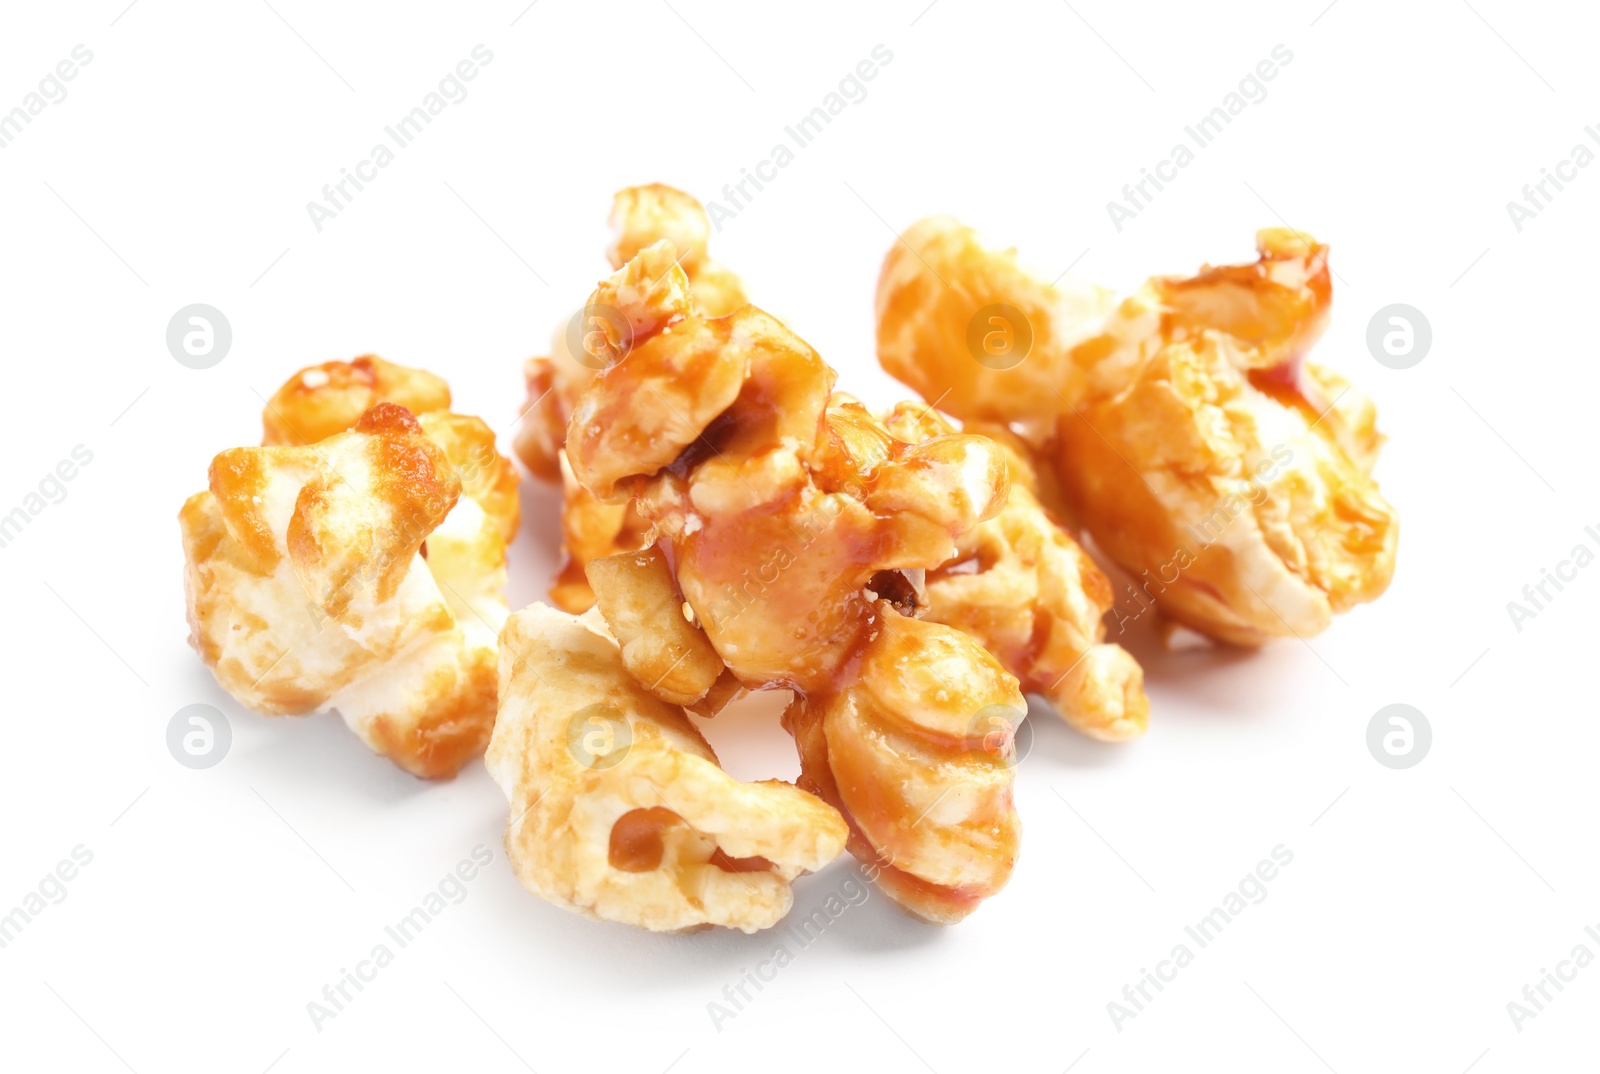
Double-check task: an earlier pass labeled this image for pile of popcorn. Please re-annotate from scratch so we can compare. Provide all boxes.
[180,185,1396,932]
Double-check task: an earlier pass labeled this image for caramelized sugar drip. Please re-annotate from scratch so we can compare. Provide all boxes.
[609,807,680,872]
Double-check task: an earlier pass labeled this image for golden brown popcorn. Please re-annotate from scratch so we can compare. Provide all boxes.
[1151,228,1333,371]
[885,410,1148,741]
[606,183,747,318]
[562,244,1025,923]
[261,354,450,446]
[568,260,813,506]
[875,220,1398,647]
[255,355,521,637]
[510,356,568,483]
[515,186,747,608]
[513,184,747,481]
[179,403,513,778]
[1057,329,1397,646]
[548,450,650,614]
[876,217,1114,429]
[784,611,1026,925]
[585,545,723,707]
[413,410,521,627]
[487,603,847,933]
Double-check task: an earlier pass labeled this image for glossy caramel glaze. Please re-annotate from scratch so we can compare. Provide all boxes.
[875,219,1397,648]
[557,245,1025,923]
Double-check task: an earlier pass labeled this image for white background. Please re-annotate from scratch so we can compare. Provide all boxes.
[0,0,1594,1071]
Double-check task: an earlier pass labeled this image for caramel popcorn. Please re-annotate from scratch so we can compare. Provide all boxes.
[257,355,520,637]
[261,354,450,446]
[168,183,1409,942]
[585,545,723,707]
[784,611,1025,924]
[180,356,519,778]
[561,242,1026,923]
[876,217,1115,429]
[513,186,744,471]
[413,409,521,629]
[1058,337,1396,645]
[515,185,747,608]
[606,183,747,318]
[888,411,1149,741]
[548,451,650,613]
[487,603,846,933]
[875,219,1397,646]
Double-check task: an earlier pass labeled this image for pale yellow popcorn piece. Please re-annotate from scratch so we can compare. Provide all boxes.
[180,403,512,778]
[586,545,724,707]
[486,603,847,933]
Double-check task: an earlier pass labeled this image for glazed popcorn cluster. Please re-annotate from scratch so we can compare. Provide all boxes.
[180,185,1396,932]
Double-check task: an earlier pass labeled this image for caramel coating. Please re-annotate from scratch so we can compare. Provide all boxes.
[513,184,746,478]
[256,354,521,636]
[876,217,1114,429]
[415,410,521,629]
[564,244,1024,923]
[516,185,747,607]
[893,412,1148,741]
[549,450,651,613]
[262,355,450,446]
[875,219,1397,647]
[607,183,747,318]
[785,610,1026,924]
[1057,331,1396,646]
[586,545,724,707]
[181,403,512,777]
[487,604,846,933]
